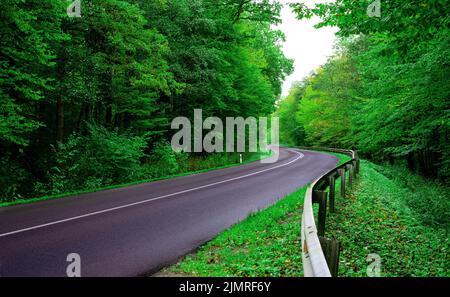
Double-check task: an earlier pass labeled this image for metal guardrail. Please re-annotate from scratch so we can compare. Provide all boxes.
[299,147,360,277]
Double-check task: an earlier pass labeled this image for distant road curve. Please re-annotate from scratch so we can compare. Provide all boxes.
[0,147,338,276]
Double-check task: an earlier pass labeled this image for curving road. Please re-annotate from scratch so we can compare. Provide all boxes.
[0,148,338,277]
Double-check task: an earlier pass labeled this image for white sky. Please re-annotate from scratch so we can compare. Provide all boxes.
[275,0,338,97]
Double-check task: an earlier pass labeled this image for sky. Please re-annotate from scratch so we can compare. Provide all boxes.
[275,0,338,97]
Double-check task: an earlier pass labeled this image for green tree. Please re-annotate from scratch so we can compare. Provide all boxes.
[289,0,450,179]
[0,0,67,145]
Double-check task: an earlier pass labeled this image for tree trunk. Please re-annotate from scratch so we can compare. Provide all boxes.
[56,51,65,145]
[105,103,113,127]
[56,98,64,143]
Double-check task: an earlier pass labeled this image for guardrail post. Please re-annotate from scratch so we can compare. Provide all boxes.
[352,160,358,179]
[348,164,353,189]
[356,159,360,175]
[328,174,336,213]
[313,190,328,237]
[319,237,340,277]
[339,168,346,198]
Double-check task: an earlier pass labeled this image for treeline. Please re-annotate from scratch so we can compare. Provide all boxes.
[278,0,449,180]
[0,0,292,200]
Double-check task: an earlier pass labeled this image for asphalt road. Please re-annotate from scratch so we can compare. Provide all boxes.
[0,148,338,277]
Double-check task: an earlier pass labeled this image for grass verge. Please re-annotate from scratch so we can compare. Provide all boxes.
[327,160,449,277]
[0,151,272,208]
[162,186,307,277]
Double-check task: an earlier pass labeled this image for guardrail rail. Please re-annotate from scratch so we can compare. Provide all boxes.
[299,147,360,277]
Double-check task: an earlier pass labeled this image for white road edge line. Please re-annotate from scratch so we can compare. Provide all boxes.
[0,149,304,238]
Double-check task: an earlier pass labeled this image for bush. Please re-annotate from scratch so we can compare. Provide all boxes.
[152,141,181,174]
[138,141,184,179]
[0,154,31,201]
[372,163,450,228]
[38,123,147,195]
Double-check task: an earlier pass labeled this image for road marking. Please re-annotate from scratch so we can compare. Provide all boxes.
[0,150,304,238]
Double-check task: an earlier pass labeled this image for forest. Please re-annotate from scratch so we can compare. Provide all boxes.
[1,0,449,204]
[0,0,292,201]
[278,0,449,181]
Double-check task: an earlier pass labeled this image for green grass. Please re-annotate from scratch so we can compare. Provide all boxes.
[326,160,449,277]
[0,150,272,208]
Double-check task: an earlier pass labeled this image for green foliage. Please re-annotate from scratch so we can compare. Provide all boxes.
[0,0,67,145]
[140,0,292,118]
[291,0,449,48]
[37,123,147,195]
[276,82,306,146]
[280,1,450,180]
[327,160,449,277]
[0,0,292,201]
[139,141,183,178]
[353,31,450,180]
[371,163,450,228]
[0,154,31,201]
